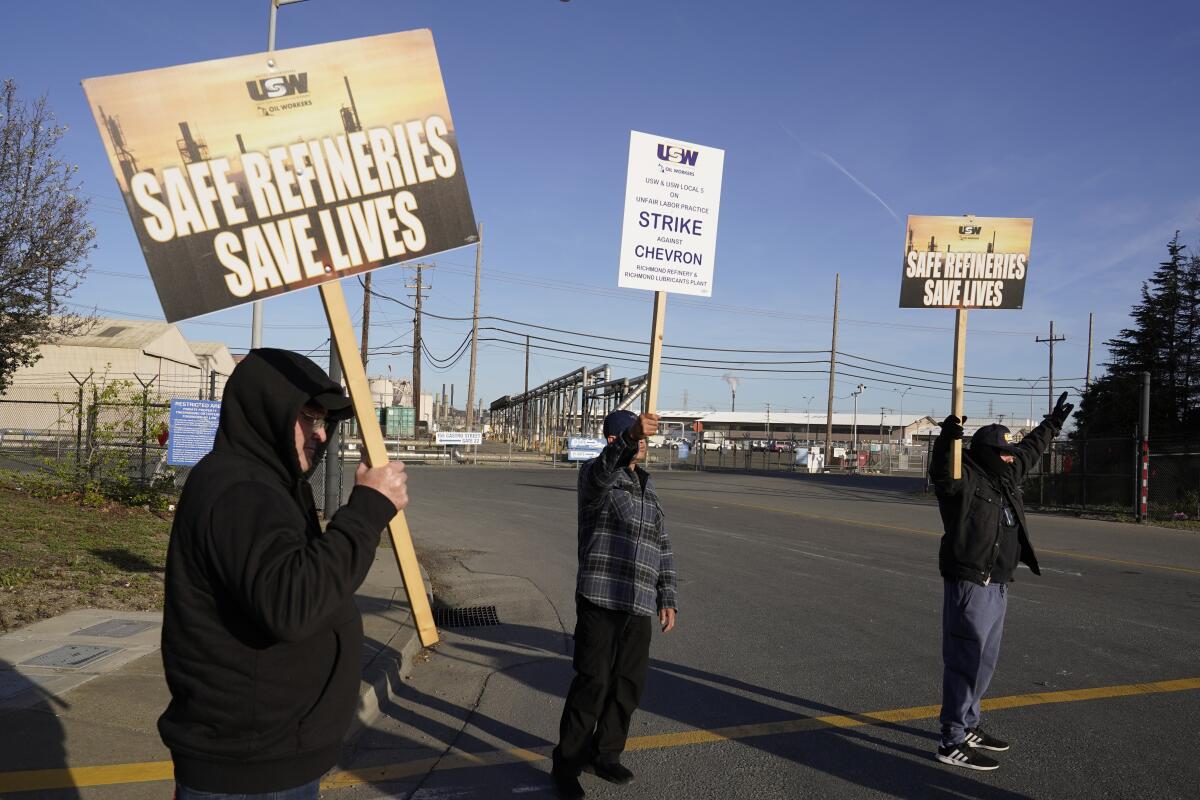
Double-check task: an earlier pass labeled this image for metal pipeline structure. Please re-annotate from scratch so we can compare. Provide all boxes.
[489,366,647,454]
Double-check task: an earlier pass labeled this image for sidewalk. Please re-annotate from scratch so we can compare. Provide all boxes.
[0,547,423,793]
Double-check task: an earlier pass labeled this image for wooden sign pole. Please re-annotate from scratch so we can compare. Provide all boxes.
[320,279,439,647]
[951,308,968,479]
[644,291,667,413]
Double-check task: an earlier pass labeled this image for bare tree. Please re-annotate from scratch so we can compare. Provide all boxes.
[0,78,95,393]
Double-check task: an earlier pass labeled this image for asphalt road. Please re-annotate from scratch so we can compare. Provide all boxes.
[324,466,1200,799]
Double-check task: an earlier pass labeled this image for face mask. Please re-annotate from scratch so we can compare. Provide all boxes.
[974,445,1011,478]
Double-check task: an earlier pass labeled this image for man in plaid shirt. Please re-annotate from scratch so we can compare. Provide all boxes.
[552,410,677,800]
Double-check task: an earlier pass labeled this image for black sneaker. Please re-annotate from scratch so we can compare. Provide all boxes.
[587,758,635,785]
[551,768,585,799]
[936,742,1000,771]
[965,727,1010,751]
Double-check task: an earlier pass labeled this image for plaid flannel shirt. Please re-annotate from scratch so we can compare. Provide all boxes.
[576,431,677,616]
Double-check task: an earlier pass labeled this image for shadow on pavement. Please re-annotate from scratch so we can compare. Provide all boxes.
[347,623,1031,800]
[0,657,81,799]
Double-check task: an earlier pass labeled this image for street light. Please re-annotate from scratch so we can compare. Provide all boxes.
[851,383,866,460]
[800,395,814,444]
[893,387,912,443]
[253,0,311,350]
[1018,376,1046,430]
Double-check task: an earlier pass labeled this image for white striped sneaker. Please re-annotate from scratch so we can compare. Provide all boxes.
[936,742,1000,771]
[965,727,1010,751]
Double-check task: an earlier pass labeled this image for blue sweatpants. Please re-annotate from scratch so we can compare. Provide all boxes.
[940,579,1007,748]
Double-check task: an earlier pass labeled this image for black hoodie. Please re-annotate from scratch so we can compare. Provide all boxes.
[928,416,1061,585]
[158,349,396,793]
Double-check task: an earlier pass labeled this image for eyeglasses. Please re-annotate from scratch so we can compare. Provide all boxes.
[298,408,329,427]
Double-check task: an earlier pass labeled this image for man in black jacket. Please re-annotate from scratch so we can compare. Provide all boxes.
[160,349,408,799]
[928,392,1073,771]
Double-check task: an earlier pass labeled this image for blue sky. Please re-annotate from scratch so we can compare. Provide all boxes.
[5,0,1199,421]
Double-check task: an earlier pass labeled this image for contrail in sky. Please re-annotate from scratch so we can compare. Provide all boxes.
[781,124,900,221]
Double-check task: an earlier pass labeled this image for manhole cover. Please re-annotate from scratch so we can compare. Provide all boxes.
[72,619,157,638]
[21,645,122,669]
[432,605,501,628]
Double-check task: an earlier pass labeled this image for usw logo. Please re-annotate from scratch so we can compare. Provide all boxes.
[657,143,699,166]
[246,73,309,101]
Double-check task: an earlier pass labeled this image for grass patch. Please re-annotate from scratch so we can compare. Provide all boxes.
[0,478,171,632]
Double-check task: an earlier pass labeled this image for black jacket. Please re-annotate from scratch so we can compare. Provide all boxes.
[158,349,395,793]
[928,417,1060,585]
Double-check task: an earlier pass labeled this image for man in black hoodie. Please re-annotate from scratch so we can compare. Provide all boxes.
[160,349,408,799]
[928,392,1073,771]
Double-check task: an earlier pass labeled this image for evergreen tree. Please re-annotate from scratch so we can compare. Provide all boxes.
[1075,233,1200,438]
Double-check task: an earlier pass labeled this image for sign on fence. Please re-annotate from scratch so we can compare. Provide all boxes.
[435,431,482,446]
[82,30,477,322]
[167,399,221,466]
[567,436,607,462]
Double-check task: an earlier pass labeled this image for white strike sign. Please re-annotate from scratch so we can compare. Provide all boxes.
[618,131,724,297]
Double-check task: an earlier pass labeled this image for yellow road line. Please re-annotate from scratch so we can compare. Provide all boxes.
[322,675,1200,788]
[3,676,1197,792]
[0,761,173,793]
[669,492,1200,576]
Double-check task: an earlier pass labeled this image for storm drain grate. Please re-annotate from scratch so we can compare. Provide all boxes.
[72,619,157,639]
[21,645,122,669]
[432,605,501,628]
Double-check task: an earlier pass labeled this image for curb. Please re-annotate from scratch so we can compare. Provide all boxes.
[347,558,433,738]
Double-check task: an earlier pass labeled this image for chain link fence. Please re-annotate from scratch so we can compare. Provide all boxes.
[647,436,931,476]
[1013,435,1200,521]
[8,375,1194,523]
[1,375,196,505]
[1145,438,1200,521]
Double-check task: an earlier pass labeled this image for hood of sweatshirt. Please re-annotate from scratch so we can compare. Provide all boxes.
[212,348,352,484]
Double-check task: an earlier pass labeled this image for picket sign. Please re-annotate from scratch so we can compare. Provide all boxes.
[320,280,438,647]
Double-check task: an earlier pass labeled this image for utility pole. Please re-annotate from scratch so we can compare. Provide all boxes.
[1138,371,1150,523]
[407,263,430,426]
[824,273,840,465]
[323,350,342,518]
[466,223,483,429]
[523,334,530,446]
[360,272,372,370]
[1086,312,1094,389]
[1036,321,1066,415]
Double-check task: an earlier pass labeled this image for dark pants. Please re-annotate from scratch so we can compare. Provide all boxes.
[940,579,1008,747]
[553,595,653,775]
